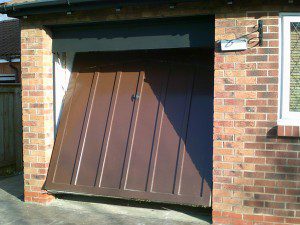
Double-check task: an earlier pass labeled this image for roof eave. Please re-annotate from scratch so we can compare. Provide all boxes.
[0,0,201,17]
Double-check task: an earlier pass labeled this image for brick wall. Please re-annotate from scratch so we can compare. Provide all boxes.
[214,11,300,224]
[21,25,54,204]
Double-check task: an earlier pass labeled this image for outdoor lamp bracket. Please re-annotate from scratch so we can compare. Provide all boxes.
[258,20,264,47]
[220,20,264,52]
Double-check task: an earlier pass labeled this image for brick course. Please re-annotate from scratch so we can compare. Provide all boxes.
[278,125,300,137]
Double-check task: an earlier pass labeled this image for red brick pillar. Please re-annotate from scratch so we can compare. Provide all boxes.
[21,25,54,204]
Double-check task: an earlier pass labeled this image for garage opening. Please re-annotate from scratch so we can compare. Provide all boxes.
[45,16,214,207]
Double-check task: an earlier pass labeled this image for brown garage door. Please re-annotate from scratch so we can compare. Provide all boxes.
[45,50,213,206]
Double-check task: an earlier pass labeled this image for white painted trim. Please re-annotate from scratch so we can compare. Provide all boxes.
[53,52,74,134]
[0,59,20,63]
[278,15,283,123]
[278,118,300,126]
[280,12,300,17]
[278,14,300,125]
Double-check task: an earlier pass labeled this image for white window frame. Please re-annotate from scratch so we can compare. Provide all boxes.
[278,13,300,126]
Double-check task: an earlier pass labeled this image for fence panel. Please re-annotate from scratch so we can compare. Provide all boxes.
[0,84,22,171]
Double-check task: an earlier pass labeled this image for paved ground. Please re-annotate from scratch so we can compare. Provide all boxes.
[0,175,211,225]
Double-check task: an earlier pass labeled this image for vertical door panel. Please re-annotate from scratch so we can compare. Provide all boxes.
[53,73,94,184]
[151,66,192,194]
[73,72,117,187]
[124,64,166,191]
[99,71,140,189]
[179,71,213,198]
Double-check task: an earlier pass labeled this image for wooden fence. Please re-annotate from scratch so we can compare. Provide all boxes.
[0,84,22,171]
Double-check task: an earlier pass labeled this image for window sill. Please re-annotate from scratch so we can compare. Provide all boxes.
[277,125,300,137]
[277,118,300,126]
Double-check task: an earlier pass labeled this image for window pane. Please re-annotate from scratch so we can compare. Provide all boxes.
[290,22,300,112]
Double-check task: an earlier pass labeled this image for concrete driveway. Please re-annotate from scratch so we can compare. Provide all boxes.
[0,175,211,225]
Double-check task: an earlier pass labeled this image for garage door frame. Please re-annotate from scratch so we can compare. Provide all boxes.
[46,16,215,207]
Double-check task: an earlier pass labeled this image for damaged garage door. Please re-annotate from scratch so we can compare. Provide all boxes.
[45,50,213,206]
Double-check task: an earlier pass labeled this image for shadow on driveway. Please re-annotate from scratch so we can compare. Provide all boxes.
[0,174,24,200]
[0,175,212,225]
[57,194,212,223]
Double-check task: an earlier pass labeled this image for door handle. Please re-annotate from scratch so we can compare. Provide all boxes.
[131,93,140,101]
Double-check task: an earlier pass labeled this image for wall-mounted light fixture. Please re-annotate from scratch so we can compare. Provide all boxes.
[221,38,247,51]
[220,20,264,51]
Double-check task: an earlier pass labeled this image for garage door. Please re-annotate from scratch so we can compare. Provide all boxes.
[45,50,213,206]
